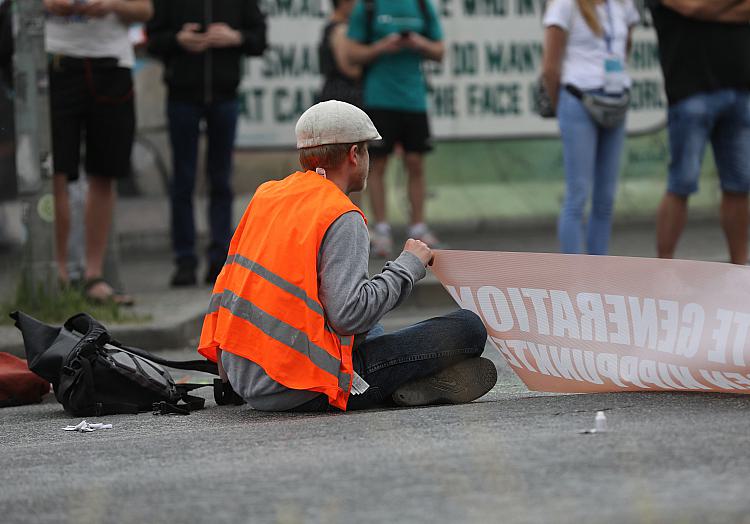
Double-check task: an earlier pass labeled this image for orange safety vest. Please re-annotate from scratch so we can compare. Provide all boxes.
[198,170,366,410]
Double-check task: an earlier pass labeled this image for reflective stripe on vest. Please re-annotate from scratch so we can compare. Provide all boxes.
[198,170,365,410]
[207,289,352,391]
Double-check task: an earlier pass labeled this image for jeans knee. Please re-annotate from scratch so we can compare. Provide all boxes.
[590,200,613,219]
[454,309,487,354]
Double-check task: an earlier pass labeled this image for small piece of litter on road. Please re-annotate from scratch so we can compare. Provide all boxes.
[62,420,113,433]
[579,411,608,435]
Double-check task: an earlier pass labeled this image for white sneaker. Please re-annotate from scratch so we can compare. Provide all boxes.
[408,223,442,248]
[370,223,393,258]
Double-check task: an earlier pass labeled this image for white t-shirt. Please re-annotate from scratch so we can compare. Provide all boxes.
[543,0,640,90]
[46,13,134,69]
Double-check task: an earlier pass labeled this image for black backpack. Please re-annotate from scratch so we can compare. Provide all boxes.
[10,311,244,416]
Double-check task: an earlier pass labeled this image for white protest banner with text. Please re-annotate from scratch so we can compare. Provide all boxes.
[238,0,664,148]
[431,250,750,394]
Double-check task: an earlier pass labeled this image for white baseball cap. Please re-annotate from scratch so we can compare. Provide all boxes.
[295,100,381,149]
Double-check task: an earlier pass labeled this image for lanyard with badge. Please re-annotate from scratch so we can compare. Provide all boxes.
[602,0,627,94]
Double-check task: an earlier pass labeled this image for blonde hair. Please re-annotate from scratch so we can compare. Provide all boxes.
[577,0,603,36]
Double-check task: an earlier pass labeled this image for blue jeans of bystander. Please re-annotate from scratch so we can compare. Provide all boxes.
[167,98,239,267]
[557,88,626,255]
[666,89,750,196]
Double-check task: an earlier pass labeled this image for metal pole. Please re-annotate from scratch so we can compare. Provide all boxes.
[12,0,58,304]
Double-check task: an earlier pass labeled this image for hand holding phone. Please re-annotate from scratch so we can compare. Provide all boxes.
[177,23,210,54]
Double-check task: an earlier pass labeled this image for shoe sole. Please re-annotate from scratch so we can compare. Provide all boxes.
[392,357,497,407]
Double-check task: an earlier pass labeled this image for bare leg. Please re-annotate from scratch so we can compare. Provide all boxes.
[720,191,749,264]
[656,192,688,259]
[53,174,70,282]
[404,152,425,225]
[83,176,114,281]
[368,155,389,223]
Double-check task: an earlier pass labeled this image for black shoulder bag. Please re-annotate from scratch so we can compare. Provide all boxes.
[11,311,245,416]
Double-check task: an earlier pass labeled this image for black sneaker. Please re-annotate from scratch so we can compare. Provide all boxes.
[391,357,497,407]
[170,262,197,287]
[204,260,223,285]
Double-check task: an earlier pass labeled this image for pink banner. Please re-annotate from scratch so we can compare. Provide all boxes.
[431,250,750,394]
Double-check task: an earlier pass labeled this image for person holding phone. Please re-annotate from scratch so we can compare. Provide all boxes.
[345,0,445,258]
[147,0,267,287]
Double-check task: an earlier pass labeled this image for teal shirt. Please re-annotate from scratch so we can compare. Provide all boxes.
[347,0,443,112]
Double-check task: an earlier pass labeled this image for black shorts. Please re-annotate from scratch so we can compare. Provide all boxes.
[48,55,135,181]
[365,108,433,157]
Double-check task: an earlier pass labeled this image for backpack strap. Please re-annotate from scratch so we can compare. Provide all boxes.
[113,341,219,375]
[153,383,209,415]
[364,0,375,44]
[417,0,430,37]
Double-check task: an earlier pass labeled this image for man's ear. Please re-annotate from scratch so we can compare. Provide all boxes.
[349,144,360,165]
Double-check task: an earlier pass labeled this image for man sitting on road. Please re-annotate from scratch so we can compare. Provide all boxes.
[198,100,496,412]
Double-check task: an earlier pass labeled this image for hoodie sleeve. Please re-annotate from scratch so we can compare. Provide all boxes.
[145,0,181,59]
[317,211,427,336]
[240,0,267,57]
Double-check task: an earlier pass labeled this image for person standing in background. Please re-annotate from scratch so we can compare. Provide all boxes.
[318,0,362,107]
[542,0,639,255]
[345,0,444,258]
[45,0,153,304]
[146,0,266,287]
[649,0,750,265]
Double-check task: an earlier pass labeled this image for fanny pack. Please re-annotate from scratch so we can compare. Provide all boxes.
[565,85,630,129]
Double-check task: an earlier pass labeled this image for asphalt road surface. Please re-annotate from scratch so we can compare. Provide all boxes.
[1,348,749,524]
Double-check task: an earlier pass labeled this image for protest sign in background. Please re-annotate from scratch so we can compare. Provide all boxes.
[238,0,664,148]
[432,250,750,394]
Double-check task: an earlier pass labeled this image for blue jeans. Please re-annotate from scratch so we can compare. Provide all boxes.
[557,88,626,255]
[289,309,488,412]
[167,99,239,267]
[666,89,750,196]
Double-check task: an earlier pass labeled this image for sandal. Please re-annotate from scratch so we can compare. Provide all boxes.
[82,277,135,307]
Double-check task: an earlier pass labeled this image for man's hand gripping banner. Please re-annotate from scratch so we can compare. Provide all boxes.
[431,250,750,394]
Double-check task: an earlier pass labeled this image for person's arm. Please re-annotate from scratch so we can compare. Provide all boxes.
[344,0,404,66]
[331,23,361,80]
[237,0,267,56]
[403,0,444,62]
[626,26,635,57]
[145,0,181,57]
[0,2,13,71]
[345,34,404,66]
[660,0,741,20]
[715,0,750,22]
[43,0,76,17]
[541,25,567,112]
[81,0,154,24]
[402,32,444,62]
[318,212,429,336]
